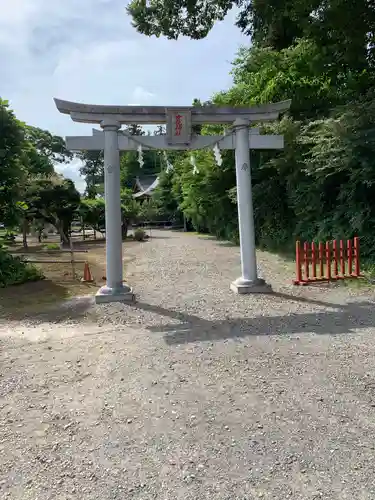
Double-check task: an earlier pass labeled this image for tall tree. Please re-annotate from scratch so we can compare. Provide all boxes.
[127,0,375,72]
[24,126,73,165]
[0,98,25,226]
[78,150,104,198]
[19,127,73,247]
[26,176,81,246]
[127,0,233,40]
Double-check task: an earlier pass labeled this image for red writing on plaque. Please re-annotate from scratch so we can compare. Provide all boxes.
[175,114,183,136]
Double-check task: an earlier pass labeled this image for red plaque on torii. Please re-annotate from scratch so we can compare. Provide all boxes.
[165,108,192,146]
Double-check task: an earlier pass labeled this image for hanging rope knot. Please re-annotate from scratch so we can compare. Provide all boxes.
[190,154,199,175]
[213,143,223,166]
[137,144,144,168]
[163,151,174,172]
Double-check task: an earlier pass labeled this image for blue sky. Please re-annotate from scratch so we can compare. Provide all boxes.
[1,0,248,192]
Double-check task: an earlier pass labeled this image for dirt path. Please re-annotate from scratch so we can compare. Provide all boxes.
[1,231,375,499]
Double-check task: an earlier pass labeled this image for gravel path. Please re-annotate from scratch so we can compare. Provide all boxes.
[2,230,375,499]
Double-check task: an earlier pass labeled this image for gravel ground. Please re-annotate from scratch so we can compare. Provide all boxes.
[1,230,375,499]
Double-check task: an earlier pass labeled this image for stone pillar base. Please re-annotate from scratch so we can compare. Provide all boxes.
[95,283,135,304]
[230,277,272,294]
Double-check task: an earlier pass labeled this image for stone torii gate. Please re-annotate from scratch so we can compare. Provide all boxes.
[54,98,290,303]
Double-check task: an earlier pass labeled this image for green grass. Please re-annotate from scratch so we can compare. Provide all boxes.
[43,242,61,251]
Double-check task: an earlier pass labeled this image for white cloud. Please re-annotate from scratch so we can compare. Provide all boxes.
[0,0,248,190]
[55,159,86,194]
[130,86,155,104]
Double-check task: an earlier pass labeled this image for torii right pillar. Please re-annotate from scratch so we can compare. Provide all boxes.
[230,118,272,294]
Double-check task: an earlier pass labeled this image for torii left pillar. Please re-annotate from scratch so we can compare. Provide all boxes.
[96,119,134,303]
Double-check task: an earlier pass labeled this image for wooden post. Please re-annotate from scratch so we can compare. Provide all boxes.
[333,240,338,277]
[325,241,331,280]
[303,242,309,281]
[347,239,353,275]
[340,239,345,276]
[319,242,324,278]
[295,241,302,284]
[354,237,360,276]
[311,242,317,280]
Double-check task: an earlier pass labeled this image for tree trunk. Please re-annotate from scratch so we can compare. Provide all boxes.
[57,220,70,248]
[22,219,28,249]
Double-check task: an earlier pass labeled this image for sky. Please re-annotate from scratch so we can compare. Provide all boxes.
[0,0,248,192]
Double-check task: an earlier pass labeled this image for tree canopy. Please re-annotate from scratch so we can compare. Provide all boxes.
[127,0,375,64]
[127,0,375,262]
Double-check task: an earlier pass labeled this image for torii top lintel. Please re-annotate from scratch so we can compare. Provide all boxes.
[53,98,291,125]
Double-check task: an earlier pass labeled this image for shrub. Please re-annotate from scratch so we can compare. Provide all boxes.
[44,243,60,251]
[4,231,16,243]
[133,228,146,241]
[0,246,43,287]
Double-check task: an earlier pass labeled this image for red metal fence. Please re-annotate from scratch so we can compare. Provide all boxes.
[293,237,361,285]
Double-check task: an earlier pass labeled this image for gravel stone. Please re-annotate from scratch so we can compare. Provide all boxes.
[1,230,375,499]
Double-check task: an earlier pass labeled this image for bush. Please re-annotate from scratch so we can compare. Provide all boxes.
[44,243,60,250]
[133,228,146,241]
[4,231,16,243]
[0,246,43,287]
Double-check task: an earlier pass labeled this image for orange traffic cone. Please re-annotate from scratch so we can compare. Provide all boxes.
[82,262,94,282]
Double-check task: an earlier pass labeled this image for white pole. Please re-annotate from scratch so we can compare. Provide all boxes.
[96,119,133,303]
[231,118,271,293]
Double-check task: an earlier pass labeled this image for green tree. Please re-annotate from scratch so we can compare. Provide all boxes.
[137,198,160,222]
[0,99,81,286]
[127,0,374,59]
[79,198,106,234]
[18,126,71,247]
[0,98,25,226]
[78,150,104,198]
[120,189,141,238]
[127,0,234,40]
[153,169,179,220]
[24,125,73,165]
[214,39,367,119]
[127,0,375,97]
[26,176,81,246]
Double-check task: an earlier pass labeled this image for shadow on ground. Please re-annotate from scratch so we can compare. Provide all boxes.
[129,293,375,345]
[0,280,96,322]
[215,241,239,248]
[147,235,174,240]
